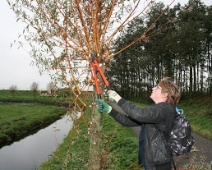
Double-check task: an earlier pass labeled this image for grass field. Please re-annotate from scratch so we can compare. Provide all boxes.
[0,89,70,106]
[179,96,212,140]
[0,90,67,147]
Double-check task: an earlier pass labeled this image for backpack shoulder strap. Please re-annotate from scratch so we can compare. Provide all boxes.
[166,106,177,136]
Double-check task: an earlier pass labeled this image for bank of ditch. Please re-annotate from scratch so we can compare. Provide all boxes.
[38,108,141,170]
[0,103,66,148]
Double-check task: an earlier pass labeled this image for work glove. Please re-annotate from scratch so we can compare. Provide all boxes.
[107,90,122,103]
[97,99,112,114]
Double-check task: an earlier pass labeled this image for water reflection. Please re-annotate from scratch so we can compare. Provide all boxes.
[0,115,72,170]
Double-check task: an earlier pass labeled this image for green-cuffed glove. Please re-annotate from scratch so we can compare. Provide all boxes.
[107,90,122,103]
[97,99,112,114]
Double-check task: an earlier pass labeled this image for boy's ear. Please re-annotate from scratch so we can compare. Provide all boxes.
[161,92,168,99]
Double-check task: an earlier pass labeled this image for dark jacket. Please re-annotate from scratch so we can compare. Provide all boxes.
[109,98,176,170]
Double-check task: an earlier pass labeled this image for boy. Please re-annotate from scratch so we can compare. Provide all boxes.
[97,77,181,170]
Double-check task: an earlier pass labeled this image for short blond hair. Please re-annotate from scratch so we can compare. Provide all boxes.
[158,77,181,106]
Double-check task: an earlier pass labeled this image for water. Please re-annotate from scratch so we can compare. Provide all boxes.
[0,115,73,170]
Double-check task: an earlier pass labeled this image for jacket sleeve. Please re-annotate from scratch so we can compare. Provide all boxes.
[117,98,174,124]
[109,109,141,127]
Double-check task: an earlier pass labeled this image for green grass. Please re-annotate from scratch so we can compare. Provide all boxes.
[101,114,140,170]
[0,90,69,105]
[0,102,66,147]
[179,96,212,140]
[38,109,141,170]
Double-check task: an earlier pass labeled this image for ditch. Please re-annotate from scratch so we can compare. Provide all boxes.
[0,115,72,170]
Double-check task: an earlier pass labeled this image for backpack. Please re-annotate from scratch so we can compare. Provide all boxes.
[168,107,194,156]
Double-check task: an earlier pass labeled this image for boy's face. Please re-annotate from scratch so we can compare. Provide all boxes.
[150,85,167,104]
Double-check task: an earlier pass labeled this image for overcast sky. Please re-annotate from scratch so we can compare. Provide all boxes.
[0,0,52,90]
[0,0,211,90]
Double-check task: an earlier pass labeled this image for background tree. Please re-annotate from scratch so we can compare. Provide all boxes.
[109,1,178,99]
[9,85,17,98]
[109,0,211,100]
[176,0,206,96]
[46,82,57,96]
[203,5,212,93]
[30,82,39,98]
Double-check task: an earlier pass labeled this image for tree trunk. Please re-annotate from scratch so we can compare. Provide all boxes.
[88,63,109,169]
[189,64,193,96]
[88,102,102,170]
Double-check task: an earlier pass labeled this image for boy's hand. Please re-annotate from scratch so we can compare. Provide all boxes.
[107,90,122,103]
[97,99,112,114]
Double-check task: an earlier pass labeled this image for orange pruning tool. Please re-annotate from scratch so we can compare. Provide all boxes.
[91,53,110,99]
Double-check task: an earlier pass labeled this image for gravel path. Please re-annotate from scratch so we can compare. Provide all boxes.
[191,132,212,163]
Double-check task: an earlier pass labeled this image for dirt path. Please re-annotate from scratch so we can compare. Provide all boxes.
[191,133,212,163]
[131,127,212,168]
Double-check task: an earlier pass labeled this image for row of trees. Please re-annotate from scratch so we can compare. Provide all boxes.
[8,82,57,97]
[108,0,212,99]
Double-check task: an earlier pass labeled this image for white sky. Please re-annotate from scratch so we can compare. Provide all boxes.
[0,0,52,90]
[0,0,211,90]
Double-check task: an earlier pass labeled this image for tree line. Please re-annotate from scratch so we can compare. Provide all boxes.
[7,82,57,97]
[108,0,212,100]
